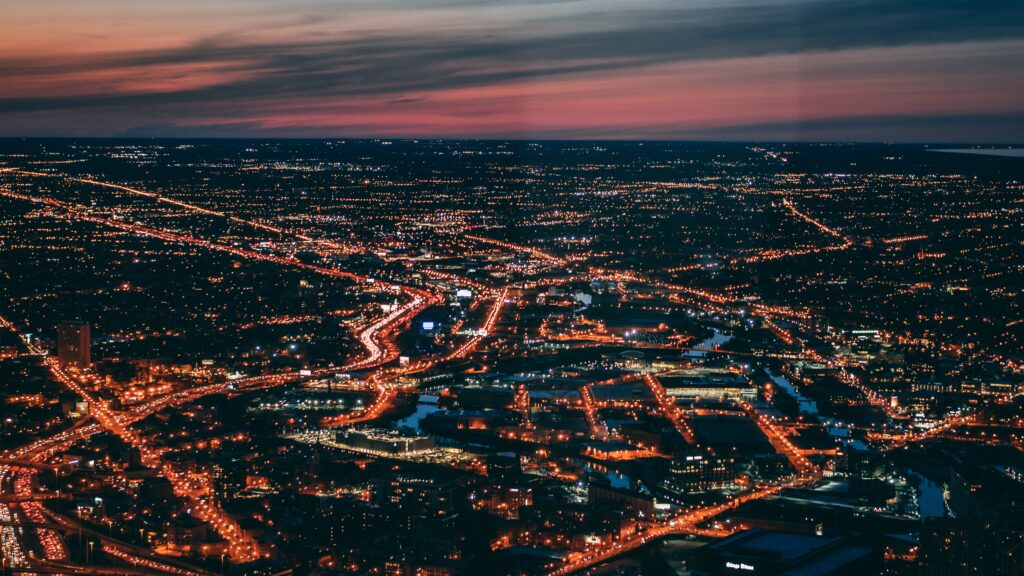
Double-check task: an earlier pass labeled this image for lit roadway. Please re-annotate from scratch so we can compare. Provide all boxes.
[0,219,431,568]
[463,234,567,266]
[735,399,816,475]
[452,232,835,576]
[451,232,845,576]
[0,185,438,374]
[0,315,223,573]
[2,444,212,576]
[578,384,609,441]
[643,374,696,444]
[0,173,976,574]
[321,288,507,428]
[780,198,847,241]
[435,288,507,364]
[0,183,436,377]
[0,181,498,571]
[11,170,359,254]
[458,232,820,353]
[573,373,649,440]
[728,198,854,264]
[0,179,648,571]
[0,180,439,379]
[1,288,430,566]
[7,297,406,572]
[547,474,821,576]
[20,314,261,562]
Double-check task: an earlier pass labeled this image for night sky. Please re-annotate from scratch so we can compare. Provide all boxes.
[2,0,1023,141]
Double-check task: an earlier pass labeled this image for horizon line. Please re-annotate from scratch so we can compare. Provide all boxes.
[1,136,1022,147]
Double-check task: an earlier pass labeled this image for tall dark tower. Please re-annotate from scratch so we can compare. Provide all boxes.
[57,321,90,368]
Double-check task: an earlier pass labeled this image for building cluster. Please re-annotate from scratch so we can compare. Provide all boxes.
[0,140,1021,575]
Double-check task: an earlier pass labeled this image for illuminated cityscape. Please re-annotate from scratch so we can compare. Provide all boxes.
[0,140,1021,576]
[2,0,1024,574]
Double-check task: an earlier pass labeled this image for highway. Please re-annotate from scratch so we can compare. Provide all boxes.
[0,182,484,573]
[0,172,987,576]
[321,289,508,428]
[0,281,432,566]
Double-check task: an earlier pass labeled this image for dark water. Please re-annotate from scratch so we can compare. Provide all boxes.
[394,394,441,434]
[909,471,946,519]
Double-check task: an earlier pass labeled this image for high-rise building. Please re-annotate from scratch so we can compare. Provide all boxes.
[373,475,462,561]
[57,321,90,367]
[918,518,1024,576]
[662,453,737,494]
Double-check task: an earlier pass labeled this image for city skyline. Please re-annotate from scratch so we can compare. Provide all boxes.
[1,139,1021,575]
[1,2,1023,575]
[2,0,1024,141]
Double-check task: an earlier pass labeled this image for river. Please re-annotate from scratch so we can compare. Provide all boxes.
[394,394,441,434]
[685,328,733,358]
